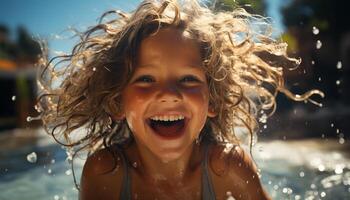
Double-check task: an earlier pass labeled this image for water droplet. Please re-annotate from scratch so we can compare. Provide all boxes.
[318,77,322,82]
[335,165,343,174]
[273,185,279,190]
[295,195,301,200]
[336,80,341,85]
[54,195,59,200]
[26,116,32,122]
[320,191,326,197]
[27,152,37,163]
[336,61,342,69]
[48,168,52,174]
[311,60,315,65]
[132,162,138,168]
[331,123,334,127]
[11,96,16,101]
[65,169,72,175]
[282,187,288,193]
[259,114,267,123]
[318,164,325,172]
[51,159,55,164]
[34,105,41,112]
[263,124,267,129]
[336,129,340,134]
[226,191,235,200]
[310,183,316,189]
[316,40,322,49]
[92,67,97,71]
[299,171,305,177]
[339,137,345,144]
[312,26,319,35]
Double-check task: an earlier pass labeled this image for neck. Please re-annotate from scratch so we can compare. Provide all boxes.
[126,141,203,185]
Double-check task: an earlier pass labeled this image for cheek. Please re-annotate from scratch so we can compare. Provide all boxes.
[183,87,210,106]
[123,88,154,108]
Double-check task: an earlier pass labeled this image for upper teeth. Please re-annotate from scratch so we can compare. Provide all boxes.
[150,115,185,121]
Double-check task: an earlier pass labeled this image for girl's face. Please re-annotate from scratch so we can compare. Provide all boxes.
[120,28,216,162]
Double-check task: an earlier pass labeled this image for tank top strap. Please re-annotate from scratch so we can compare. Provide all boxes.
[201,142,217,200]
[116,146,132,200]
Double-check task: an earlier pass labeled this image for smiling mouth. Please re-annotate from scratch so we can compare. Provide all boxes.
[147,118,186,138]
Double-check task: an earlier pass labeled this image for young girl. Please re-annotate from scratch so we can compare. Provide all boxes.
[37,0,323,199]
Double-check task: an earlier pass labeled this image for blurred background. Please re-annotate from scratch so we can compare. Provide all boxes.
[0,0,349,199]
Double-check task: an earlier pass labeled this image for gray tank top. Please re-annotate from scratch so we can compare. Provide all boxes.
[118,143,216,200]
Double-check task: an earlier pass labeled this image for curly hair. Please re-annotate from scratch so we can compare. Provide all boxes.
[37,0,323,188]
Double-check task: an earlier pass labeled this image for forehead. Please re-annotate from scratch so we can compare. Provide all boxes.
[136,28,202,67]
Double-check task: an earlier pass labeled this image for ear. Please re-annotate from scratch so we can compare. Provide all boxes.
[207,106,217,118]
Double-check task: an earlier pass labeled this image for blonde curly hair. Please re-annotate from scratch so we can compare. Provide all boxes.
[37,0,323,175]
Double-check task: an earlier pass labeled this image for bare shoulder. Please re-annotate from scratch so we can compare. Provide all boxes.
[79,145,124,200]
[209,143,271,200]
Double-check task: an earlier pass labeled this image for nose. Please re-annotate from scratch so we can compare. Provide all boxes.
[157,83,182,103]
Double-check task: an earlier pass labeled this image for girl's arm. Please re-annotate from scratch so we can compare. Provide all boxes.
[79,148,123,200]
[211,144,271,200]
[229,145,271,200]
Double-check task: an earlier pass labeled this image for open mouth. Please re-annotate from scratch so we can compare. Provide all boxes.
[147,118,187,138]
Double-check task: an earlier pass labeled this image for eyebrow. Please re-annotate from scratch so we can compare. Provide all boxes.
[137,64,203,70]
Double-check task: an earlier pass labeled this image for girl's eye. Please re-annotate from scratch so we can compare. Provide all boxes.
[181,75,201,83]
[135,75,155,83]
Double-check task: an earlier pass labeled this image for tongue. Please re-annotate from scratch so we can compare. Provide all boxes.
[151,120,185,136]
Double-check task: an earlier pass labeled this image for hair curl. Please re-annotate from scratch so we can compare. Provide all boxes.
[37,0,323,189]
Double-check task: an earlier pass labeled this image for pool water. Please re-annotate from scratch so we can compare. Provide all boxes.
[0,129,349,200]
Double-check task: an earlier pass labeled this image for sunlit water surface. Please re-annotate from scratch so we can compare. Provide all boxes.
[0,129,349,200]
